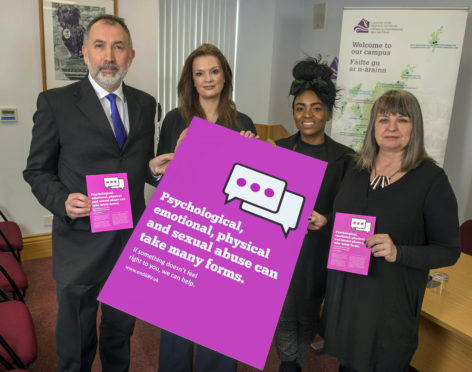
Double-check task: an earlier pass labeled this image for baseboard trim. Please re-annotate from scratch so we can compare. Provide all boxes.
[23,232,52,261]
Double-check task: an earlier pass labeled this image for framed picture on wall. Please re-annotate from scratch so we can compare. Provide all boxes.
[39,0,117,90]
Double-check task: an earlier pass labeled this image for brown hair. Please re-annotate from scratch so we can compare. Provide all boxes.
[177,44,237,128]
[355,89,433,171]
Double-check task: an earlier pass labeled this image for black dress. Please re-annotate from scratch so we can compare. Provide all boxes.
[157,107,256,372]
[156,108,255,154]
[274,133,353,366]
[276,133,354,299]
[321,160,461,372]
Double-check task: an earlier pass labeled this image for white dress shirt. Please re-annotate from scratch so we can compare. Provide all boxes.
[88,74,130,135]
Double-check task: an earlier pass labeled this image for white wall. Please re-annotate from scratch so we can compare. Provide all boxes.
[1,0,471,236]
[444,13,472,223]
[234,0,277,123]
[0,1,44,234]
[299,0,472,222]
[119,0,159,102]
[118,0,159,204]
[268,0,304,131]
[235,0,304,128]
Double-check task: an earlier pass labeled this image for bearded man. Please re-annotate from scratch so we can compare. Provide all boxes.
[24,14,169,372]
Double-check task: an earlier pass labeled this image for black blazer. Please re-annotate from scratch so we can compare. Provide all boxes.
[24,77,157,284]
[276,132,354,298]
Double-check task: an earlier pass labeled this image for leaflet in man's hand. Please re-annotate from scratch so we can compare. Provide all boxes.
[86,173,133,233]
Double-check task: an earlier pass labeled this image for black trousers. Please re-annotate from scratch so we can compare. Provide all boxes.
[338,357,411,372]
[158,329,237,372]
[55,281,135,372]
[275,279,323,367]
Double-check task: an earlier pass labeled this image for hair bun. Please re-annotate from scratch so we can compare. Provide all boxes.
[289,56,338,112]
[292,57,333,81]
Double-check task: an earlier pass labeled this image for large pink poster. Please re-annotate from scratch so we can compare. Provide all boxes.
[98,117,327,369]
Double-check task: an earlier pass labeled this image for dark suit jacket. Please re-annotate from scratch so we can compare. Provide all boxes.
[24,77,156,285]
[276,132,354,298]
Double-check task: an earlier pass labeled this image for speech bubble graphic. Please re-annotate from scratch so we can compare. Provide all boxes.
[104,177,125,189]
[351,218,371,232]
[240,191,305,237]
[223,164,286,213]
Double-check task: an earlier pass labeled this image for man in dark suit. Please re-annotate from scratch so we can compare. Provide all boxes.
[24,14,171,372]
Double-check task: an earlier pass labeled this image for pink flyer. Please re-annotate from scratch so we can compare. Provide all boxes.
[327,212,376,275]
[86,173,133,233]
[98,117,327,369]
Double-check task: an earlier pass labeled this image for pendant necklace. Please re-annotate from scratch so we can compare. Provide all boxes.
[370,168,400,190]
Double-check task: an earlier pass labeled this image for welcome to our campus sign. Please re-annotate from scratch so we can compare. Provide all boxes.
[332,7,467,166]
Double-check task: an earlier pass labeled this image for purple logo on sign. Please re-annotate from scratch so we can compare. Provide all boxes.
[354,18,370,33]
[329,57,339,80]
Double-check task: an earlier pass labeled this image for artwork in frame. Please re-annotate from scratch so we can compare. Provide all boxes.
[39,0,117,90]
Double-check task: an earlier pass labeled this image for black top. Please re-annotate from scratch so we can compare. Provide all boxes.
[157,108,256,154]
[276,132,354,298]
[321,160,461,370]
[294,136,328,162]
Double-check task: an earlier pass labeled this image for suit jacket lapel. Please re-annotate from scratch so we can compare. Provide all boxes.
[123,83,143,151]
[75,78,121,151]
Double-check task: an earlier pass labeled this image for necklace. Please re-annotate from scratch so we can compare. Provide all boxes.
[370,168,400,190]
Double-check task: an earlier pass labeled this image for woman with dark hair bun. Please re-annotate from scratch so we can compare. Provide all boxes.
[274,57,354,372]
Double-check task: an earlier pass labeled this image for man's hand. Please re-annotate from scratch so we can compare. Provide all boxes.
[149,153,175,176]
[65,193,91,220]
